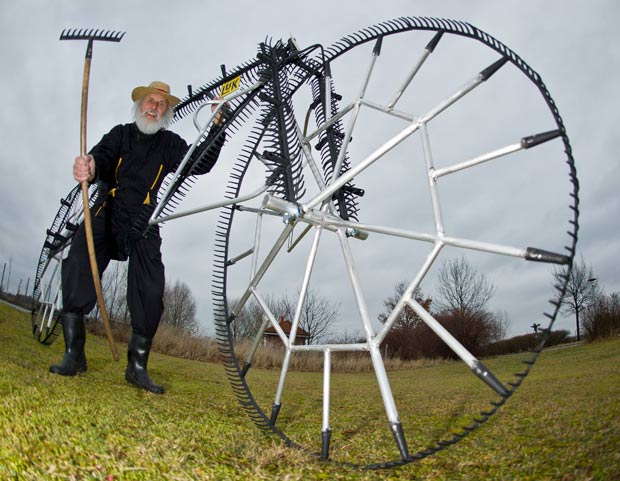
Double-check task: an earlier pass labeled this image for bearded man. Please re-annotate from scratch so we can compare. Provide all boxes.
[49,81,225,394]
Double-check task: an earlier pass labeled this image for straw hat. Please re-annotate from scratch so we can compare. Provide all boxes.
[131,81,181,107]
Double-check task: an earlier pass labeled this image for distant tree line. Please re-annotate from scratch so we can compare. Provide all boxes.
[81,254,619,360]
[95,261,199,335]
[554,256,619,342]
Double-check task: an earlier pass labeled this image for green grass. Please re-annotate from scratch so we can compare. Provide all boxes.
[1,303,619,480]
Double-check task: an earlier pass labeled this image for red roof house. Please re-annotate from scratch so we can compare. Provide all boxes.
[264,316,310,345]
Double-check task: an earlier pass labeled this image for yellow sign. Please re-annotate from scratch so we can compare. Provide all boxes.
[220,75,241,97]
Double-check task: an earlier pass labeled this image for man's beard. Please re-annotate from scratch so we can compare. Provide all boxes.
[132,101,173,135]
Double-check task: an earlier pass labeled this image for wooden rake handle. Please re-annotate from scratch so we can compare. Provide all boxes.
[80,40,118,361]
[62,29,125,361]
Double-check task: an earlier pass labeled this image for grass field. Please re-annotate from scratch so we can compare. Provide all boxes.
[1,302,619,480]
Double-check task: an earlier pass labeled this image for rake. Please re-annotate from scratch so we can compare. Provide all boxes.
[60,28,125,361]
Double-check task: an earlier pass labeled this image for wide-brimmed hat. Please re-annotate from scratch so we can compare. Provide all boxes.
[131,81,181,107]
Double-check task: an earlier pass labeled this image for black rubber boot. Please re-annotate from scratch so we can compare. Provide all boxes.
[125,332,165,394]
[49,312,87,376]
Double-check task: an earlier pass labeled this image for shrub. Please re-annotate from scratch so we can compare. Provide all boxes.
[383,324,441,360]
[382,309,503,360]
[87,320,221,363]
[583,292,620,341]
[482,330,570,356]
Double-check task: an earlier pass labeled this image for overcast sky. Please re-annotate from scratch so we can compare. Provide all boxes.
[1,0,618,339]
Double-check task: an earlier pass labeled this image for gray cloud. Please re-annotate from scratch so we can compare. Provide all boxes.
[1,0,617,340]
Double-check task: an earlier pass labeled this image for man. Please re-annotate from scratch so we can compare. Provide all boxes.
[49,81,226,394]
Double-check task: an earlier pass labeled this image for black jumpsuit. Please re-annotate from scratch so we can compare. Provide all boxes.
[62,122,224,338]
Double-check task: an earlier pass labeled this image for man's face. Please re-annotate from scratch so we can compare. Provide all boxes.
[140,93,169,123]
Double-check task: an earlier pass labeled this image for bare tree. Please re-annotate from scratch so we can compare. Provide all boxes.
[583,291,620,341]
[378,281,432,329]
[98,261,129,325]
[430,257,505,355]
[97,264,198,334]
[435,256,494,315]
[161,280,198,335]
[295,290,338,344]
[553,255,601,341]
[230,290,338,344]
[490,308,509,341]
[229,296,271,340]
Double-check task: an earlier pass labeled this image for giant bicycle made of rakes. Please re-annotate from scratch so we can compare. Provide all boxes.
[32,16,578,469]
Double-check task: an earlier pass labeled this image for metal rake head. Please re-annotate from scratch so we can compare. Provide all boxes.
[60,28,125,42]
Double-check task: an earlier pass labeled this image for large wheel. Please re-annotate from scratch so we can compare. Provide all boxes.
[31,183,100,344]
[161,16,579,468]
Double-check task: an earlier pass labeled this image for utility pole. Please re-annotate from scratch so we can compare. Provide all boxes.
[7,258,12,294]
[0,262,5,293]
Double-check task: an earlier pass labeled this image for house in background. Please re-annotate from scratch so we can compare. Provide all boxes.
[264,316,310,345]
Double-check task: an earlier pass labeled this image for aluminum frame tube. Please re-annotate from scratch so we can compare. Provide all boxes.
[407,298,508,396]
[303,101,356,142]
[304,120,422,210]
[328,38,381,186]
[322,349,332,433]
[288,342,369,353]
[150,184,269,225]
[251,288,287,344]
[387,31,443,110]
[242,316,270,373]
[420,122,446,237]
[250,209,264,280]
[359,98,414,122]
[337,229,402,425]
[432,142,523,179]
[407,298,478,368]
[274,348,292,408]
[288,225,324,346]
[302,210,527,259]
[231,224,295,318]
[375,242,443,345]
